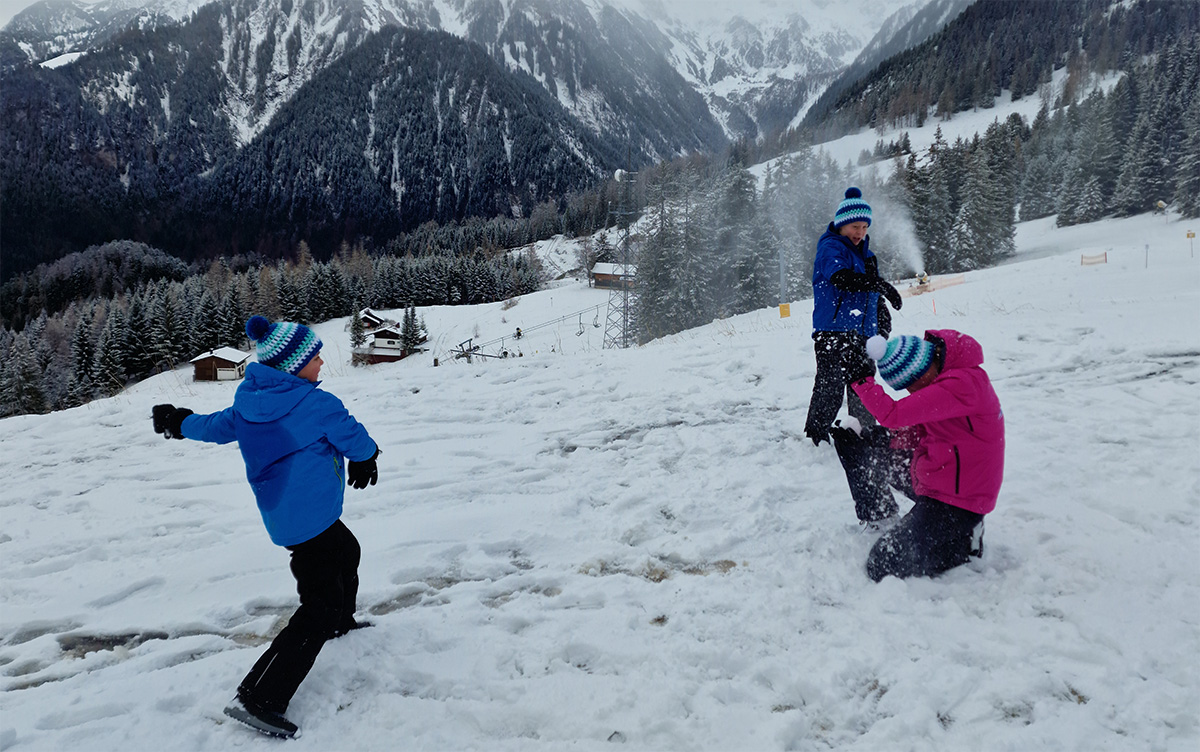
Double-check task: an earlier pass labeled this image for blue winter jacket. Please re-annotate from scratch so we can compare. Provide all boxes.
[181,362,377,547]
[811,223,880,336]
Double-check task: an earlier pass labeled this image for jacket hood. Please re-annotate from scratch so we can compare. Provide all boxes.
[927,329,984,370]
[233,362,318,423]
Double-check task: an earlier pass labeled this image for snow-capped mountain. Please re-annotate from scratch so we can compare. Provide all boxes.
[0,0,961,278]
[800,0,975,130]
[3,0,942,147]
[1,0,206,62]
[629,0,925,138]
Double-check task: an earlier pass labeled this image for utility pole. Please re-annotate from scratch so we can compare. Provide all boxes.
[604,148,637,349]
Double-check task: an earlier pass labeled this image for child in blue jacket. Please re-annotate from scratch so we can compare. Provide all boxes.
[153,315,379,739]
[804,187,904,453]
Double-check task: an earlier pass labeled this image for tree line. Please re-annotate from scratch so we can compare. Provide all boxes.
[0,241,541,418]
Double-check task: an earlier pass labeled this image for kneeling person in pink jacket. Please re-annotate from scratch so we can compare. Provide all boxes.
[833,329,1005,581]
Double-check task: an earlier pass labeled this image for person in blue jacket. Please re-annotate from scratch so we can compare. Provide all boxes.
[152,315,379,739]
[804,187,904,451]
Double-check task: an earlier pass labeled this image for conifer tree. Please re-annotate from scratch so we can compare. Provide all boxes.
[401,304,422,352]
[193,291,222,353]
[1111,110,1160,216]
[219,282,247,350]
[1074,177,1107,224]
[70,306,97,394]
[149,286,185,373]
[1173,95,1200,218]
[349,302,367,350]
[1,334,47,415]
[953,149,993,269]
[94,309,128,398]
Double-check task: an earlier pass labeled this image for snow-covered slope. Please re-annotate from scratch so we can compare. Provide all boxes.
[1,210,1196,750]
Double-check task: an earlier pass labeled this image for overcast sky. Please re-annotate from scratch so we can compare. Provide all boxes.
[1,0,34,28]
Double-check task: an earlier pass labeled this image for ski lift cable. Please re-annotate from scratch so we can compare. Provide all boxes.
[469,304,604,351]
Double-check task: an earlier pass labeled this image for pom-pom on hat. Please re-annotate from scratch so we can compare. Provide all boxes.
[866,334,936,390]
[245,315,322,376]
[834,187,872,229]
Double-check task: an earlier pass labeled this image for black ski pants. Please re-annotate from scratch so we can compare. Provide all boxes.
[832,426,906,524]
[238,519,361,713]
[832,428,984,581]
[867,498,984,582]
[805,331,875,439]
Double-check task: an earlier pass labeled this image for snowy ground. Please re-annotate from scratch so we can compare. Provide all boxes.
[1,210,1197,750]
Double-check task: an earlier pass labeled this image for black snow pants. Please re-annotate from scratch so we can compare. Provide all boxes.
[238,519,361,713]
[832,428,984,581]
[832,426,906,524]
[805,331,875,440]
[867,499,985,582]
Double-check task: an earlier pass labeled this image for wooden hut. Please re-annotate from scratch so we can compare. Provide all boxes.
[190,347,251,381]
[590,262,636,289]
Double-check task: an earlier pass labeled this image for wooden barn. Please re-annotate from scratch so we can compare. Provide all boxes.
[190,347,251,381]
[590,262,636,289]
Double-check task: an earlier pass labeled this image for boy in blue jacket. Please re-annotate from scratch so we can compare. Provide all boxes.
[152,316,379,739]
[804,187,904,458]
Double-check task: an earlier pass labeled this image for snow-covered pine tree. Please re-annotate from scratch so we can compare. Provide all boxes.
[1173,94,1200,218]
[70,305,97,395]
[193,292,222,354]
[671,168,716,333]
[910,131,957,273]
[276,267,305,323]
[1074,176,1107,224]
[1056,153,1084,227]
[953,150,992,270]
[219,282,246,351]
[401,304,423,352]
[93,308,127,398]
[710,160,763,317]
[634,177,681,343]
[123,290,153,378]
[349,302,367,351]
[149,285,185,374]
[1,334,47,416]
[1078,91,1120,211]
[1111,110,1163,216]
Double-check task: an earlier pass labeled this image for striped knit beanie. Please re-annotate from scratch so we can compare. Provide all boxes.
[245,315,322,376]
[834,187,872,229]
[866,334,936,390]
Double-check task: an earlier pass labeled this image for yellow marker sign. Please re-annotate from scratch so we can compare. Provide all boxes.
[779,303,791,319]
[1188,231,1196,238]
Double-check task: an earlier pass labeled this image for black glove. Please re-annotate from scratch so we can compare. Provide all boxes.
[874,279,903,310]
[829,269,902,310]
[804,424,829,446]
[844,349,876,384]
[152,404,193,440]
[347,446,380,489]
[829,425,861,447]
[876,300,892,338]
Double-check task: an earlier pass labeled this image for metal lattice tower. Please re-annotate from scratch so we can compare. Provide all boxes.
[603,167,637,349]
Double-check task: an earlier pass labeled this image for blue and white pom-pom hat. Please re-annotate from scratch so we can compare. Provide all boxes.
[245,315,322,376]
[833,187,872,229]
[866,334,936,390]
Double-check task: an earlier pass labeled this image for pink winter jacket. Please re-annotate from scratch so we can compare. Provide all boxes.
[852,329,1005,515]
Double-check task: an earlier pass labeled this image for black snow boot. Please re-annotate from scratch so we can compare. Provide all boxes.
[224,691,300,739]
